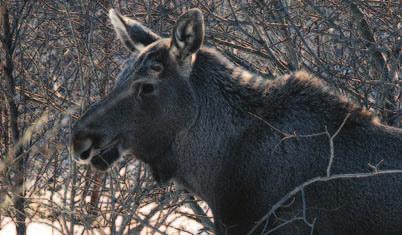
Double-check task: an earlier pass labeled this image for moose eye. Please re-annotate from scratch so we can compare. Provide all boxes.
[141,83,155,94]
[132,80,158,98]
[150,63,163,72]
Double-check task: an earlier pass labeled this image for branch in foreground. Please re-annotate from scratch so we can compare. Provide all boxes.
[248,169,402,235]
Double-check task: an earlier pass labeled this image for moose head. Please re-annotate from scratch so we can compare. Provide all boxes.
[71,9,204,173]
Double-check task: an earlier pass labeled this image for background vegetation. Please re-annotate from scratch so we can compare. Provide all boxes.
[0,0,400,234]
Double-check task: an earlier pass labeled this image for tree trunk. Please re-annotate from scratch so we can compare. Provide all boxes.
[1,5,26,235]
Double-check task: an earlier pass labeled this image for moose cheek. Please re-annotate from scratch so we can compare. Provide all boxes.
[90,146,120,171]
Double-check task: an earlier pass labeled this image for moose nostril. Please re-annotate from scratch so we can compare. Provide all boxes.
[72,137,93,160]
[80,147,92,160]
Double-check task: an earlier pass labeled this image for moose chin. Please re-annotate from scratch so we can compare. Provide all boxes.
[71,8,402,235]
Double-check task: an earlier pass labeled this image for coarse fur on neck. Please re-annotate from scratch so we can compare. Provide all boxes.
[171,47,379,201]
[190,47,377,131]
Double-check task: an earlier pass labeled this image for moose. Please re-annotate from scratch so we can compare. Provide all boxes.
[71,8,402,235]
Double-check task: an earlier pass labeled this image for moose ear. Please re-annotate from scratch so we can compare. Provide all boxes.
[109,9,160,52]
[170,8,204,62]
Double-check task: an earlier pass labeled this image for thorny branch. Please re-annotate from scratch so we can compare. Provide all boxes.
[248,112,401,235]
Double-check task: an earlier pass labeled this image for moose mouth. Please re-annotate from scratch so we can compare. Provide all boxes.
[74,139,123,171]
[89,145,120,171]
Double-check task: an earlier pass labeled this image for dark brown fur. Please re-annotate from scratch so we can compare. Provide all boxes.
[71,9,402,235]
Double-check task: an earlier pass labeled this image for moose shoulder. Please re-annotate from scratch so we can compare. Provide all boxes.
[71,8,402,235]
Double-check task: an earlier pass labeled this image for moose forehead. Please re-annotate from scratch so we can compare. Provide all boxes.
[116,39,171,87]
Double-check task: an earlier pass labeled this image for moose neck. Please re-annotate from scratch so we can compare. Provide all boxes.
[171,48,267,203]
[192,48,269,113]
